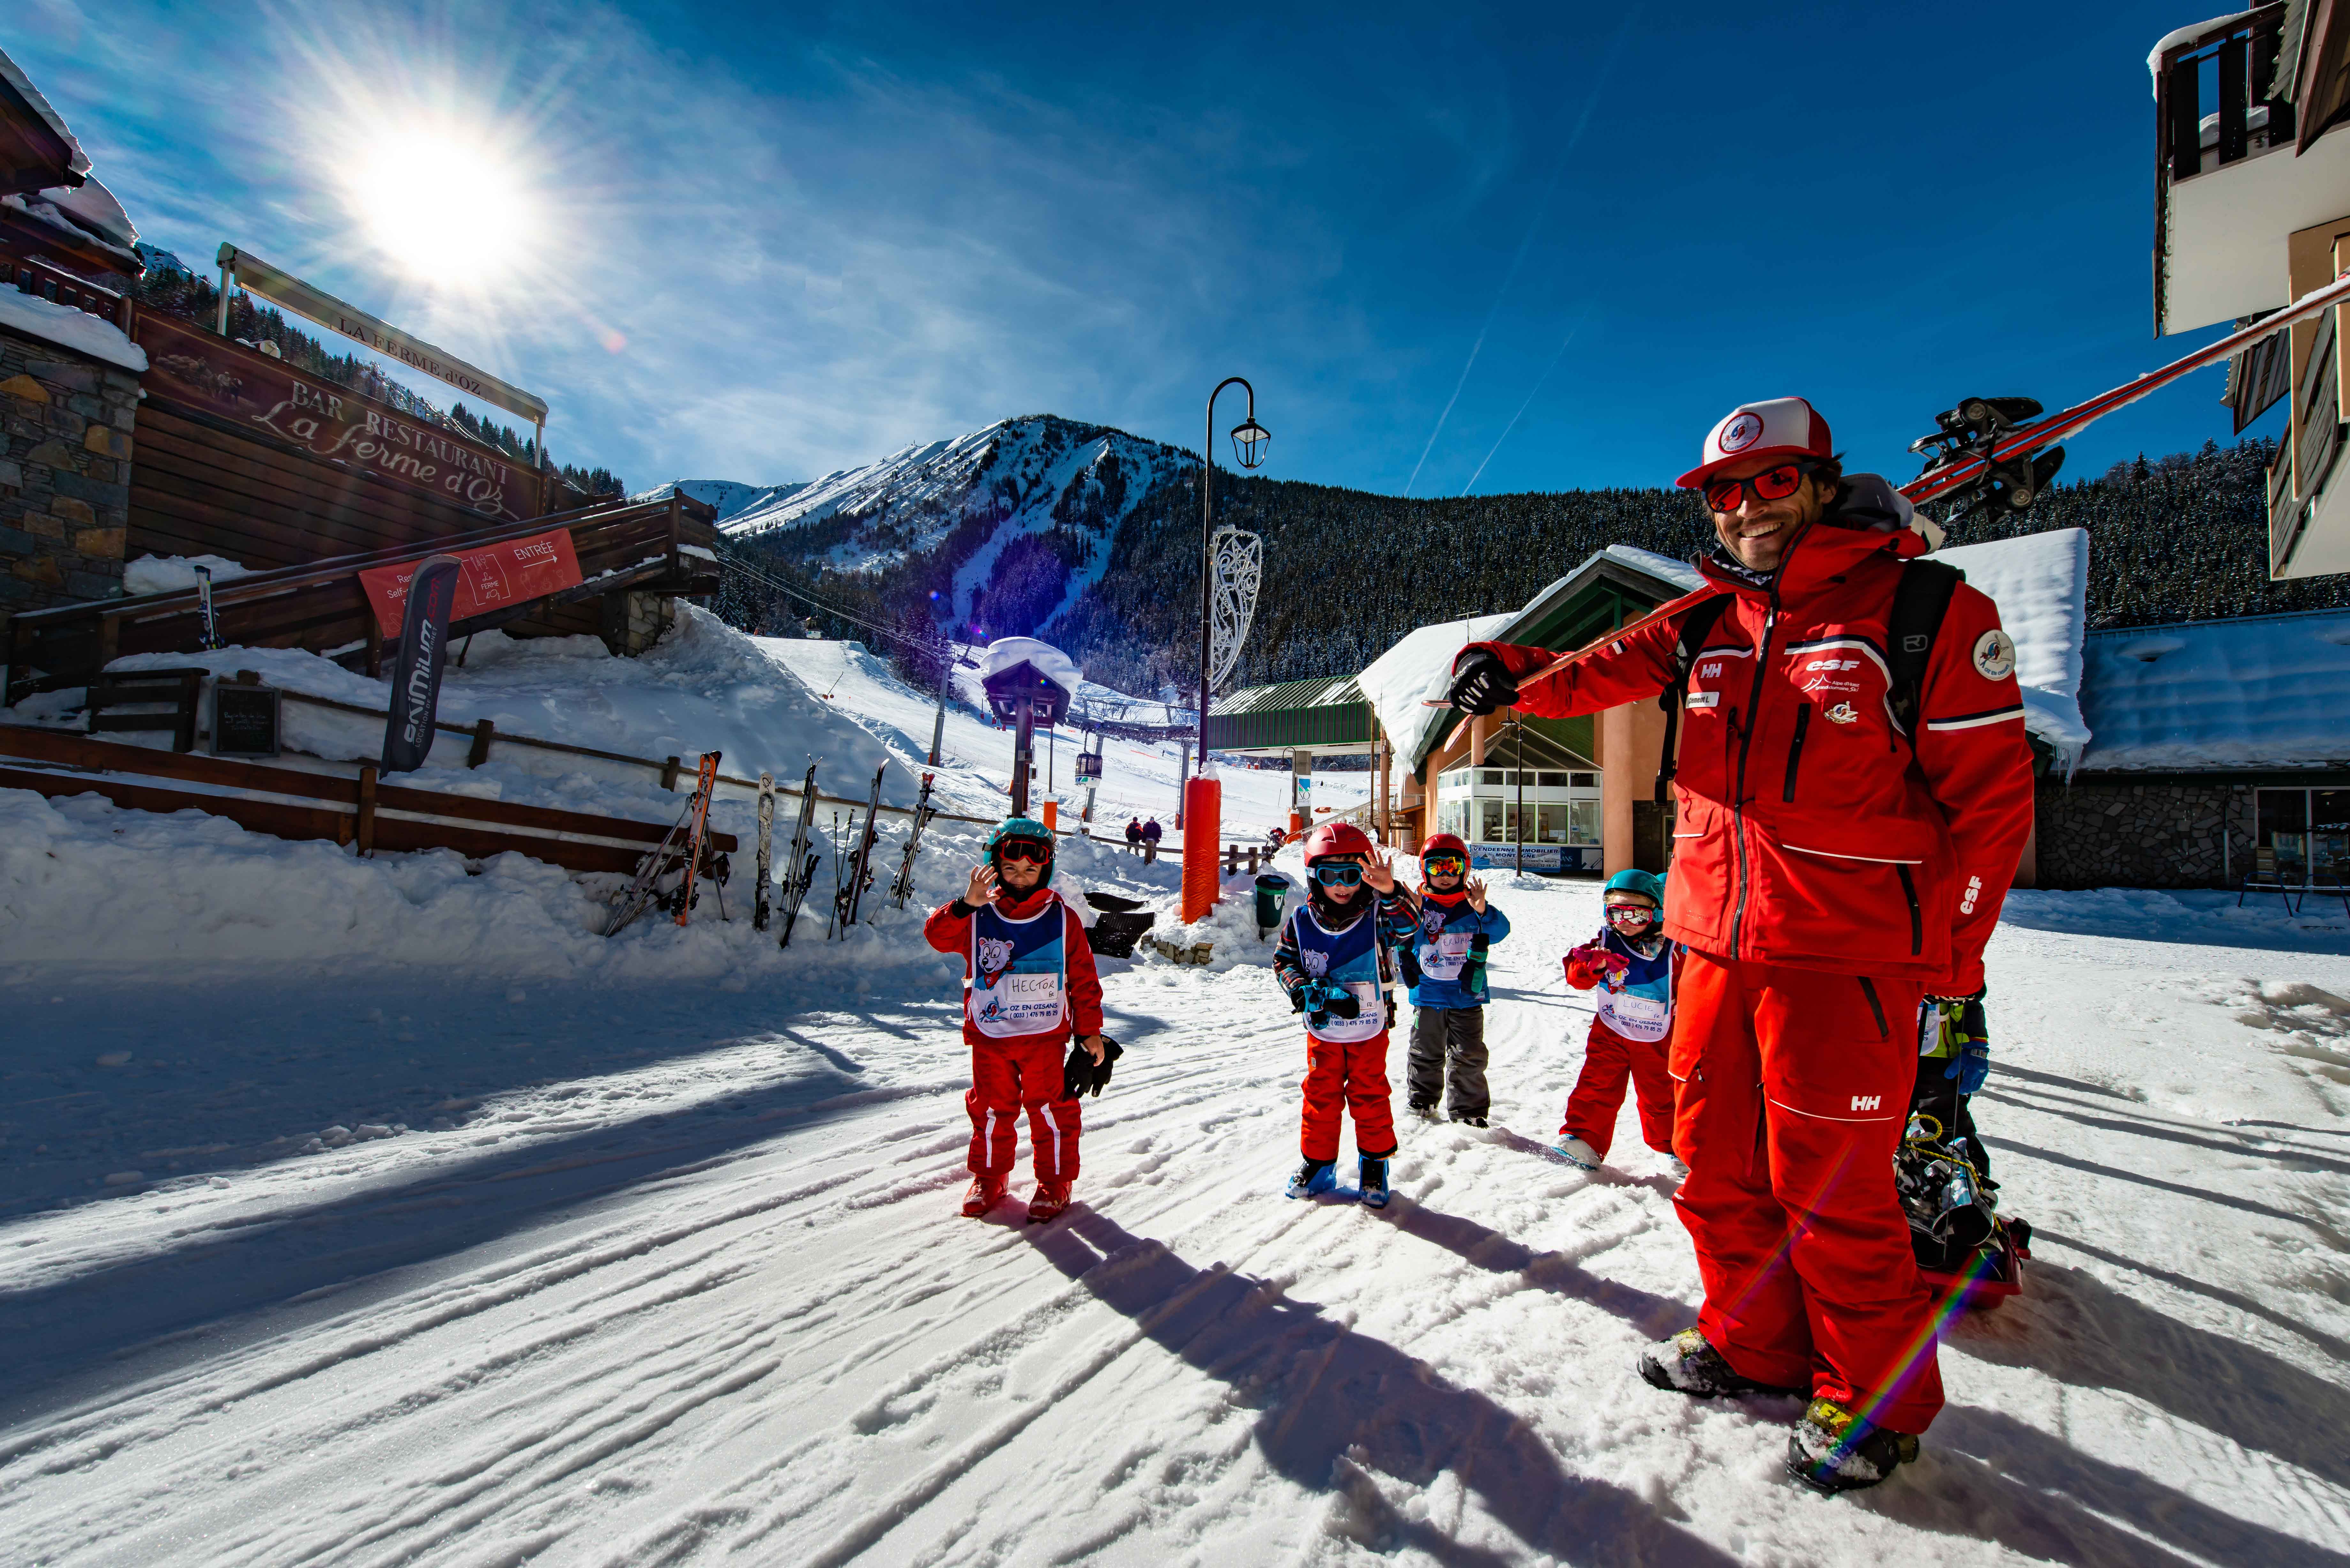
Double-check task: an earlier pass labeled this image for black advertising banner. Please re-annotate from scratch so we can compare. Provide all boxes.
[382,554,462,773]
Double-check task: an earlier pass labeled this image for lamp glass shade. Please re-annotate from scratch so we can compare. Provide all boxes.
[1230,420,1270,470]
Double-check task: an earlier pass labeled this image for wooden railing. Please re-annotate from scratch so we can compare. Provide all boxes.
[0,723,738,876]
[3,252,131,334]
[4,492,719,699]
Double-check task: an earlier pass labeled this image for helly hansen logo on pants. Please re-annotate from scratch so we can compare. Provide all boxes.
[1851,1095,1882,1112]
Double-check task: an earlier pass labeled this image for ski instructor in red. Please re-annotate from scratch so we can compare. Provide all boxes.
[1447,397,2034,1493]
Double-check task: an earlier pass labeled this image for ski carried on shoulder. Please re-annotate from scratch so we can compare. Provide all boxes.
[777,763,820,948]
[1421,265,2350,704]
[835,763,886,933]
[754,770,776,932]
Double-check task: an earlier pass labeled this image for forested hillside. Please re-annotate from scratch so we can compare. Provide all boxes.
[715,431,2340,699]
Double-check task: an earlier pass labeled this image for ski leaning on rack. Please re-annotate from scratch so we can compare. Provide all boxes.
[754,771,775,932]
[834,764,885,935]
[602,750,720,938]
[776,764,821,949]
[890,769,939,909]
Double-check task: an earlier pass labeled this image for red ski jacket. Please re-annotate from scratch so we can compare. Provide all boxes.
[923,886,1105,1049]
[1461,479,2034,993]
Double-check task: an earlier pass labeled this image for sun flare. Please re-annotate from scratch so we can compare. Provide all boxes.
[345,127,538,282]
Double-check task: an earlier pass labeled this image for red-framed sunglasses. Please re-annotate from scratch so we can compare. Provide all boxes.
[1702,459,1819,515]
[996,839,1051,864]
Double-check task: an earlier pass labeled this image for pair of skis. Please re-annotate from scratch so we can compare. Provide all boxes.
[831,765,886,937]
[603,751,721,937]
[760,764,823,947]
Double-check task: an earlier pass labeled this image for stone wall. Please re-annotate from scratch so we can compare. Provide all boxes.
[0,323,136,617]
[2033,775,2253,890]
[599,588,676,657]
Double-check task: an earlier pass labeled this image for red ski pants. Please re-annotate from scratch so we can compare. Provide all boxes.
[1300,1029,1397,1162]
[1561,1018,1675,1159]
[1669,950,1943,1433]
[967,1038,1081,1183]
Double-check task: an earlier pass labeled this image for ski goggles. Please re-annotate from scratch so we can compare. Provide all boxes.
[1702,459,1818,515]
[1311,862,1366,887]
[1605,901,1659,926]
[1422,853,1467,876]
[995,838,1051,864]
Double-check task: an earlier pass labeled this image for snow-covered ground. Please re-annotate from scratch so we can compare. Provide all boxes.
[3,619,2346,1564]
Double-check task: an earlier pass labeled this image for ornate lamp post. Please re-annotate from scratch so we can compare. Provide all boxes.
[1179,378,1267,924]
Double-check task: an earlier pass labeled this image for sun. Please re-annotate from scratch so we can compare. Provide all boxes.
[345,126,539,282]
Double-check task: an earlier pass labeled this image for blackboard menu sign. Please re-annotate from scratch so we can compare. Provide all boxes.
[211,682,282,758]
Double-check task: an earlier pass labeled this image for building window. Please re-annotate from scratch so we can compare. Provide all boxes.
[2255,788,2350,881]
[1442,769,1469,790]
[1571,772,1596,788]
[1570,800,1600,844]
[1537,803,1567,843]
[1479,799,1506,841]
[1537,771,1568,788]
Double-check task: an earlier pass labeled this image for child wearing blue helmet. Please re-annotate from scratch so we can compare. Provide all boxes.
[1552,868,1680,1171]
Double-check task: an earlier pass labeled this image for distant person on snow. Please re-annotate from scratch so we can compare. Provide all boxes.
[1553,870,1679,1171]
[1270,823,1407,1208]
[1446,396,2035,1493]
[923,817,1106,1225]
[1392,832,1509,1127]
[1125,817,1143,855]
[1141,817,1163,862]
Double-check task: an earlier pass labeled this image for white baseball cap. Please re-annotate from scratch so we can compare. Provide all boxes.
[1676,397,1833,489]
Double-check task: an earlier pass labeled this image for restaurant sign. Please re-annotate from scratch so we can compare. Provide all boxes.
[356,526,584,636]
[137,313,539,521]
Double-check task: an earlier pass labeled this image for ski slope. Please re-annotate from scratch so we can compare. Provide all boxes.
[3,614,2346,1564]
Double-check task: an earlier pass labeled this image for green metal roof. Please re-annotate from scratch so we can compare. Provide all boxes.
[1204,675,1375,753]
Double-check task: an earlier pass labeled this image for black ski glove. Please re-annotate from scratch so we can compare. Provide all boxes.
[1447,649,1520,715]
[1061,1036,1125,1099]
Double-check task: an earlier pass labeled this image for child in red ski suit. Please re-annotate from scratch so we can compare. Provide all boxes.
[1552,869,1679,1171]
[1270,822,1407,1207]
[923,816,1105,1224]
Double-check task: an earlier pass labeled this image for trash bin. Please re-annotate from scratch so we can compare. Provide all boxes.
[1253,873,1289,938]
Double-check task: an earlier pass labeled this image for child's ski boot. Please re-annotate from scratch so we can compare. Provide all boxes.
[1359,1155,1391,1209]
[961,1175,1007,1217]
[1548,1135,1602,1170]
[1407,1101,1441,1123]
[1785,1397,1920,1494]
[1026,1181,1072,1224]
[1285,1158,1337,1199]
[1637,1329,1802,1398]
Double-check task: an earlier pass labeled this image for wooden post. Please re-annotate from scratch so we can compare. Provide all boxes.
[356,764,378,856]
[662,755,681,791]
[1247,846,1259,874]
[365,618,384,680]
[468,718,496,768]
[1224,842,1237,876]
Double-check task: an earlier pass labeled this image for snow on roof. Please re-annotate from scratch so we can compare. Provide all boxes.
[1929,527,2091,761]
[2076,607,2350,773]
[980,635,1082,696]
[1357,612,1517,769]
[0,287,145,371]
[38,176,136,251]
[0,45,90,177]
[1593,543,1705,592]
[2147,12,2263,96]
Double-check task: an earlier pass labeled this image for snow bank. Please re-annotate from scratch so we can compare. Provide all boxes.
[0,288,147,372]
[1931,526,2091,762]
[2076,607,2350,772]
[1356,613,1515,769]
[122,553,254,597]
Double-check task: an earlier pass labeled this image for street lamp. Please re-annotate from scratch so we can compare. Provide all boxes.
[1199,377,1267,772]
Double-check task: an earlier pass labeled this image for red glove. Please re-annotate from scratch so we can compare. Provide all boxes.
[1563,942,1627,989]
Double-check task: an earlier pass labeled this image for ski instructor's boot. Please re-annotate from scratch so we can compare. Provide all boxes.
[961,1175,1007,1217]
[1785,1397,1920,1494]
[1638,1329,1802,1398]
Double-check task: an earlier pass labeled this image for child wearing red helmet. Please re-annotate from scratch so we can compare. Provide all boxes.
[1270,821,1409,1206]
[1392,832,1511,1127]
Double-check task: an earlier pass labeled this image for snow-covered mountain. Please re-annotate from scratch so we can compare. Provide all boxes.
[645,415,1193,631]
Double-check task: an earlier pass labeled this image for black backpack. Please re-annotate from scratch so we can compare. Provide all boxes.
[1652,560,1964,802]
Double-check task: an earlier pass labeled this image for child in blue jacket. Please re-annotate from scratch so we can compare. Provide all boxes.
[1396,833,1511,1126]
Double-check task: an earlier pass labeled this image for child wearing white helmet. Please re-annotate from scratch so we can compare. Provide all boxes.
[1552,869,1681,1172]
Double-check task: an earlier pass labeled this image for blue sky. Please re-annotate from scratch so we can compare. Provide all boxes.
[11,1,2259,498]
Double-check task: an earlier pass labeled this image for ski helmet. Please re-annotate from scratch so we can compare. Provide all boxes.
[1603,868,1665,908]
[1302,821,1374,866]
[987,816,1056,886]
[1420,832,1470,877]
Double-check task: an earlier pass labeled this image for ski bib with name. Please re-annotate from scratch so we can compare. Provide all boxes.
[1594,930,1676,1044]
[1414,900,1475,981]
[1289,904,1386,1045]
[969,901,1066,1039]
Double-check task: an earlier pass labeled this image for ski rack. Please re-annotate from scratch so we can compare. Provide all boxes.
[777,763,820,948]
